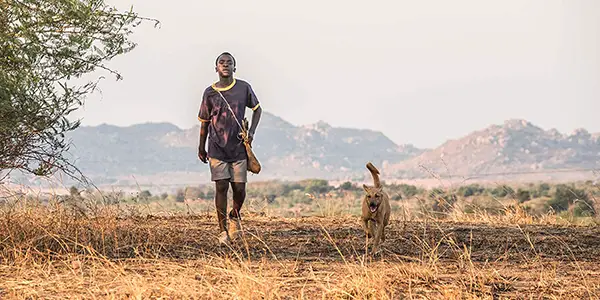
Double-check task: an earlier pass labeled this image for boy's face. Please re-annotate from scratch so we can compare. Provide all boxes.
[216,54,235,78]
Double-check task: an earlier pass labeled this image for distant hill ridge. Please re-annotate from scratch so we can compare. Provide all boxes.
[57,113,599,185]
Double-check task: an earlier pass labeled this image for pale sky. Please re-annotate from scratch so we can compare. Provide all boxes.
[72,0,600,149]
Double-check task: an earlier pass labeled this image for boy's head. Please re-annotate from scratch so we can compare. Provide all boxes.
[215,52,236,78]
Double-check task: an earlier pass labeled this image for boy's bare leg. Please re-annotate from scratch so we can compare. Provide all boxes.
[229,182,246,239]
[230,182,246,218]
[215,180,230,243]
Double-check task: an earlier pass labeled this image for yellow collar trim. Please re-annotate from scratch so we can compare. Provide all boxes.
[212,78,236,92]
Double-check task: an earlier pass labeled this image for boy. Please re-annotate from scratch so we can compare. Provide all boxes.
[197,52,262,245]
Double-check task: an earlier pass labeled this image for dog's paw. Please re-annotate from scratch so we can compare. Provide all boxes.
[370,246,383,256]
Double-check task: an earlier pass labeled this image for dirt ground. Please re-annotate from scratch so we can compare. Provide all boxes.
[1,215,600,299]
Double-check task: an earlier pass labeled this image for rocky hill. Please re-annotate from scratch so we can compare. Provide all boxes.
[20,114,596,186]
[386,119,600,179]
[63,112,425,184]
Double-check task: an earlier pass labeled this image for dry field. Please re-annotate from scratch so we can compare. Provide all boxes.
[0,200,599,300]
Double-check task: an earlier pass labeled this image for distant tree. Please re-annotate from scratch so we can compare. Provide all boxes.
[175,189,185,203]
[185,187,204,199]
[304,179,332,195]
[429,188,457,212]
[548,184,592,215]
[515,189,531,203]
[339,181,353,191]
[69,186,80,197]
[282,183,303,196]
[538,183,551,197]
[139,190,152,200]
[0,0,158,181]
[458,184,485,198]
[398,184,420,199]
[204,188,215,200]
[160,193,168,200]
[490,185,514,198]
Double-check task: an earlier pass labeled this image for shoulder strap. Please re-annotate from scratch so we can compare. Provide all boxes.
[215,90,243,131]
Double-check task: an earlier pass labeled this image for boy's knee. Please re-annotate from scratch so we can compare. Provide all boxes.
[215,180,229,194]
[232,182,246,192]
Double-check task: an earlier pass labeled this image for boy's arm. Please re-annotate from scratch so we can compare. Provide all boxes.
[246,84,262,144]
[197,92,211,163]
[198,122,209,163]
[249,106,262,139]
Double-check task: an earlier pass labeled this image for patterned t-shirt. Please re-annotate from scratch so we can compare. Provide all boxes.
[198,78,260,162]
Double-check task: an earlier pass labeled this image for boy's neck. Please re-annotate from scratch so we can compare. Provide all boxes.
[216,76,234,87]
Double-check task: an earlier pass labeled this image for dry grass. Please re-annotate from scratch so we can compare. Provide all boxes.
[1,196,600,299]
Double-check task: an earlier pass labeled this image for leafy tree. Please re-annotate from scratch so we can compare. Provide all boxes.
[537,183,551,197]
[0,0,158,181]
[185,187,204,199]
[515,189,531,203]
[339,181,353,191]
[397,184,420,199]
[174,189,185,203]
[69,186,80,197]
[139,190,152,200]
[548,184,592,215]
[457,184,485,197]
[204,188,215,200]
[428,188,457,213]
[282,182,303,196]
[303,179,331,195]
[490,185,514,198]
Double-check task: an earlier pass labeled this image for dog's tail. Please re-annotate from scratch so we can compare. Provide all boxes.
[366,162,381,188]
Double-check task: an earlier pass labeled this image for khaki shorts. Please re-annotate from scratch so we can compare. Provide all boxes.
[209,158,248,183]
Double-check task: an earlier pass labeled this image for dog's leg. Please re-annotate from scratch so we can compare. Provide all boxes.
[368,220,375,239]
[372,220,385,253]
[362,218,371,238]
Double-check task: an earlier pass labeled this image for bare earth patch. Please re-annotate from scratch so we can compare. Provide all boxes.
[1,214,600,299]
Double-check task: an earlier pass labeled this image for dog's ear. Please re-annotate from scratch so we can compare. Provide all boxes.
[363,184,369,192]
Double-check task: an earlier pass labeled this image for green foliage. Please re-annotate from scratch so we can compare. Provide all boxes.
[514,189,531,203]
[457,184,485,197]
[69,186,80,197]
[0,0,158,180]
[174,189,185,203]
[547,184,593,216]
[526,182,551,198]
[537,183,551,197]
[396,184,420,199]
[139,190,152,200]
[282,183,303,196]
[490,185,514,198]
[339,181,354,191]
[204,188,215,200]
[185,187,204,199]
[428,188,457,213]
[302,179,332,195]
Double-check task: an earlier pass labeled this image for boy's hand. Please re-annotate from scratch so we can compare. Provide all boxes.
[198,147,208,163]
[247,132,254,146]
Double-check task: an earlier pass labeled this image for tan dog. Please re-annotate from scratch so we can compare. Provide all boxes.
[361,162,391,253]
